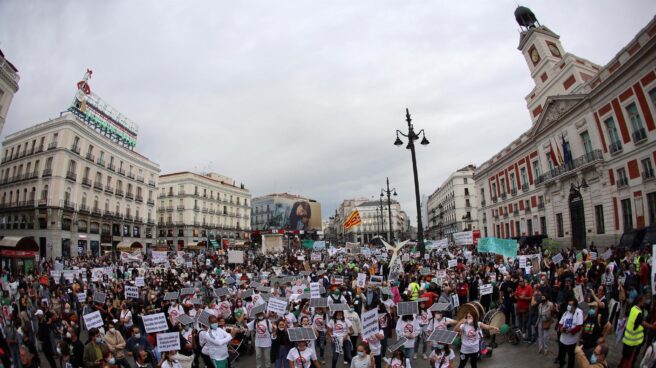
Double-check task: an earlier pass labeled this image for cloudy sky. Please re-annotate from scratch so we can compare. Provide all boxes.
[1,1,655,226]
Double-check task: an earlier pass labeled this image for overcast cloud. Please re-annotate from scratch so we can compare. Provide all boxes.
[1,0,655,225]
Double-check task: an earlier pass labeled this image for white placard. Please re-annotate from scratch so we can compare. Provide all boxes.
[83,311,103,329]
[152,251,168,264]
[311,252,322,262]
[142,312,169,334]
[357,273,367,288]
[135,277,145,287]
[369,275,383,286]
[185,261,193,268]
[602,249,612,260]
[573,285,584,304]
[361,308,379,339]
[551,253,563,264]
[436,270,447,279]
[331,276,344,285]
[402,254,410,262]
[310,282,321,299]
[266,297,288,315]
[451,294,459,308]
[589,252,597,261]
[228,250,244,264]
[125,286,140,299]
[453,231,473,246]
[77,293,86,303]
[447,259,458,268]
[157,332,181,352]
[519,256,527,269]
[480,284,493,296]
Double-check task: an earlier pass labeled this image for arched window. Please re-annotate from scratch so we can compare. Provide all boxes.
[41,185,48,200]
[81,193,87,207]
[64,187,72,202]
[30,187,36,201]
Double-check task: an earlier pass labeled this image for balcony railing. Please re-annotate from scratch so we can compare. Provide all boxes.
[108,163,115,171]
[61,200,75,210]
[538,202,545,210]
[609,142,622,155]
[632,128,647,144]
[118,168,125,176]
[47,141,57,150]
[617,177,629,188]
[92,207,102,215]
[66,171,77,181]
[147,199,155,206]
[135,195,143,202]
[35,144,44,153]
[70,144,80,154]
[491,196,498,203]
[81,177,92,187]
[125,192,134,200]
[535,149,603,186]
[115,189,124,197]
[85,153,95,162]
[177,190,185,196]
[501,192,507,199]
[510,188,517,196]
[127,172,135,179]
[79,204,90,213]
[643,170,655,181]
[104,210,113,217]
[148,180,156,187]
[97,158,105,167]
[177,205,185,210]
[105,186,114,194]
[136,176,144,183]
[194,205,200,211]
[521,184,529,192]
[93,181,103,190]
[525,206,532,213]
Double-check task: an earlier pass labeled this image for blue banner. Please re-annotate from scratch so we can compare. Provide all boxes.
[477,237,518,258]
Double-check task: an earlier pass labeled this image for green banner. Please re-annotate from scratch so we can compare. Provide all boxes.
[477,237,518,258]
[302,240,315,249]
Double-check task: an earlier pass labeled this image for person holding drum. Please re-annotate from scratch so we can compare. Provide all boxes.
[454,311,499,368]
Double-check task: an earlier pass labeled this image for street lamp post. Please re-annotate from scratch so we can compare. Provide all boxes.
[394,108,429,256]
[380,177,397,243]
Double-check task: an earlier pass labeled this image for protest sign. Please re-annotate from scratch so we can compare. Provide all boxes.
[590,252,598,261]
[552,253,563,264]
[83,311,103,329]
[361,308,379,340]
[93,292,106,305]
[602,249,612,260]
[124,286,140,299]
[436,270,447,279]
[477,237,518,258]
[267,297,288,315]
[453,231,473,246]
[310,283,321,299]
[369,275,383,286]
[357,273,367,288]
[451,294,460,308]
[519,256,527,269]
[311,252,322,262]
[331,276,344,285]
[143,313,169,334]
[447,259,458,268]
[157,332,181,352]
[77,293,86,303]
[152,251,167,264]
[228,250,244,264]
[402,254,410,262]
[480,284,493,296]
[135,277,145,287]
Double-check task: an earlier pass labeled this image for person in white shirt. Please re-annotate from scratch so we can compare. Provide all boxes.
[160,350,183,368]
[286,340,320,368]
[345,306,362,358]
[327,310,354,368]
[351,343,374,368]
[395,314,420,363]
[199,315,233,368]
[429,312,456,349]
[556,299,584,368]
[454,312,498,368]
[248,311,274,368]
[428,344,454,368]
[416,304,432,359]
[311,307,328,363]
[361,328,384,368]
[168,301,185,324]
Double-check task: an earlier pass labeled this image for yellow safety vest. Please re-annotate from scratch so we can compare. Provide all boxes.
[409,282,420,300]
[623,305,645,346]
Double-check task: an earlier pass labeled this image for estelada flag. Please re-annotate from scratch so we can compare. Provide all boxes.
[343,209,362,230]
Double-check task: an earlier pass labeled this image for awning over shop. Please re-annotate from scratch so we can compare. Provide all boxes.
[0,236,39,258]
[116,241,143,252]
[209,239,220,247]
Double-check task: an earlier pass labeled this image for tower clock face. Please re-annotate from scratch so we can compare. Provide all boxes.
[530,48,540,64]
[548,44,561,57]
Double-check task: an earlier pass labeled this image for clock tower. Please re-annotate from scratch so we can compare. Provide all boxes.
[514,6,600,123]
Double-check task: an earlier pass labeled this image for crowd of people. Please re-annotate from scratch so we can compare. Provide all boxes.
[0,239,653,368]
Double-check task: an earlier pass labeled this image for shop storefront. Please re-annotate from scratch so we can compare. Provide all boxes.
[0,236,39,275]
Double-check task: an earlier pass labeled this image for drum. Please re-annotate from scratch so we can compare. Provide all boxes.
[470,302,485,321]
[456,303,480,321]
[482,309,506,335]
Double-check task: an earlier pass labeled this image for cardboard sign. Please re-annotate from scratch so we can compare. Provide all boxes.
[589,252,598,261]
[157,332,181,352]
[451,294,459,308]
[142,312,169,334]
[311,252,322,262]
[519,256,527,269]
[331,276,344,285]
[310,282,321,299]
[83,311,103,329]
[453,231,473,246]
[447,259,457,268]
[152,251,168,264]
[267,297,288,315]
[135,277,145,287]
[436,270,447,279]
[480,284,493,296]
[361,308,379,340]
[228,250,244,264]
[369,275,383,286]
[357,273,367,288]
[77,293,87,303]
[93,292,106,305]
[124,286,140,299]
[551,253,563,264]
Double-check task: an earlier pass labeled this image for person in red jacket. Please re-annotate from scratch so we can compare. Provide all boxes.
[515,278,533,337]
[456,279,469,306]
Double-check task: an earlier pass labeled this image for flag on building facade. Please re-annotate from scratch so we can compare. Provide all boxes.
[562,134,572,165]
[554,137,564,165]
[343,209,362,230]
[548,140,559,167]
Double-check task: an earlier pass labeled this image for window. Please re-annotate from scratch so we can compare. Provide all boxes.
[626,103,646,141]
[510,173,517,191]
[621,198,633,230]
[464,178,468,184]
[556,213,564,237]
[604,117,622,151]
[515,221,520,236]
[540,216,547,235]
[491,183,497,198]
[617,168,629,187]
[504,223,510,238]
[464,188,469,196]
[500,178,506,194]
[650,88,656,108]
[527,219,533,235]
[595,205,605,234]
[647,192,656,226]
[580,131,593,155]
[642,158,655,180]
[520,168,528,188]
[532,160,541,181]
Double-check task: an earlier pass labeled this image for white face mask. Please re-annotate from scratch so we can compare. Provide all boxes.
[467,318,474,324]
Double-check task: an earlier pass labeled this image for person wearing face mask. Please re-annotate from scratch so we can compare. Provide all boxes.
[350,343,374,368]
[199,315,232,368]
[384,349,409,368]
[286,340,321,368]
[360,313,384,368]
[574,343,608,368]
[345,305,362,358]
[454,312,499,368]
[311,307,328,364]
[556,299,583,368]
[395,313,420,363]
[619,294,655,367]
[247,311,274,368]
[119,303,133,336]
[83,327,109,368]
[537,292,554,355]
[69,330,85,368]
[104,321,129,368]
[580,306,602,360]
[126,326,153,359]
[428,343,454,368]
[160,350,183,368]
[327,310,354,368]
